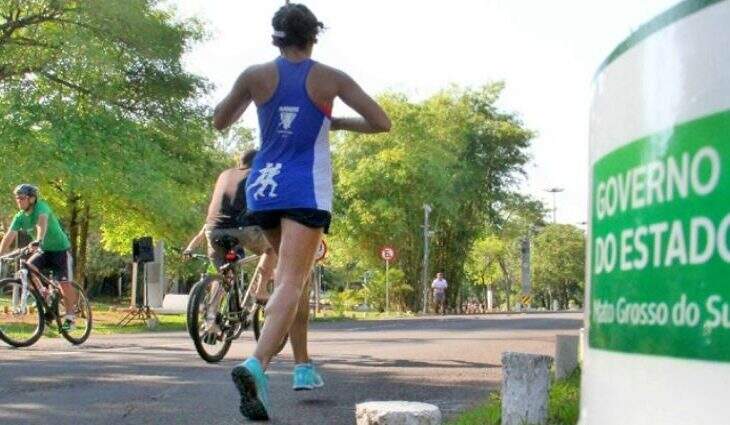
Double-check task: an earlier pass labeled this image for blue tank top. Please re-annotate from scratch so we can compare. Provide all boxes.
[246,57,333,212]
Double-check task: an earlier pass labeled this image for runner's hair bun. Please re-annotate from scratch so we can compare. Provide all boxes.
[271,3,324,49]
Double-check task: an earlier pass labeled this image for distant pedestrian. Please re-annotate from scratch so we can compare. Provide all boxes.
[431,272,448,315]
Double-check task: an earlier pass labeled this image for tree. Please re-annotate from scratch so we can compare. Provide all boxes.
[359,267,412,312]
[464,195,547,310]
[464,234,505,308]
[0,0,225,288]
[332,84,534,311]
[532,224,585,309]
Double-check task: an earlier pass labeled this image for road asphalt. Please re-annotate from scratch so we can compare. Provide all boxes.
[0,313,582,424]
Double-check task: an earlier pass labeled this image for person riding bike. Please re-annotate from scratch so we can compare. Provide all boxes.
[0,184,77,331]
[183,150,277,335]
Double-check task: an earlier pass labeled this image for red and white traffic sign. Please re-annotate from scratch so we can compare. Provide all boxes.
[380,245,396,262]
[315,239,328,262]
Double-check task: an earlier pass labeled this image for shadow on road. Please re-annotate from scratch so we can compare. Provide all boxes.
[0,353,493,425]
[0,314,581,424]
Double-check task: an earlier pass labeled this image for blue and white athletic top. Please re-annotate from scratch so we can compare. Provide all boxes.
[246,57,333,212]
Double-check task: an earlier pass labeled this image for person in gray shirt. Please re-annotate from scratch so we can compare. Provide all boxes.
[431,272,448,315]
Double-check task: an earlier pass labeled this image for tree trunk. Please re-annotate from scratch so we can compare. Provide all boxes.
[498,256,511,311]
[76,203,90,289]
[67,194,80,268]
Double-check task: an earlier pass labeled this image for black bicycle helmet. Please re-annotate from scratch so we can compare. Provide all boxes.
[13,184,39,198]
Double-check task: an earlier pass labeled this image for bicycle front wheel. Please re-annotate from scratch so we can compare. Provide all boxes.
[189,279,233,363]
[0,278,45,347]
[56,282,92,345]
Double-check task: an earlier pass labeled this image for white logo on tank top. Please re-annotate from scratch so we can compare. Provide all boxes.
[278,106,300,132]
[248,162,283,200]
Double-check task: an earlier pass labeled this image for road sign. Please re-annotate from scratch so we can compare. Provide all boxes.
[380,245,396,262]
[520,294,531,306]
[380,245,396,312]
[314,239,328,262]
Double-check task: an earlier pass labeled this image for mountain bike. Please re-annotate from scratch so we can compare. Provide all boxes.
[0,247,92,347]
[186,235,286,363]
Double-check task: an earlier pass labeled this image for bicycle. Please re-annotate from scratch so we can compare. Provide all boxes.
[186,234,286,363]
[0,247,92,347]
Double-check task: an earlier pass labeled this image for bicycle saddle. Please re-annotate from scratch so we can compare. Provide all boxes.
[212,235,240,250]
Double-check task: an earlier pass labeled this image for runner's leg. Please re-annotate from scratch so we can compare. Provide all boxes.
[253,248,277,302]
[290,273,312,364]
[253,219,321,369]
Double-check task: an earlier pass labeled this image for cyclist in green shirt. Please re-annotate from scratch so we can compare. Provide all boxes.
[0,184,77,330]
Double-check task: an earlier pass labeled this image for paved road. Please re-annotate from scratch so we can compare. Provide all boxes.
[0,313,582,425]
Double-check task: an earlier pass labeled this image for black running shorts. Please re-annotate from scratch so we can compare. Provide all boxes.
[246,209,331,234]
[28,250,73,281]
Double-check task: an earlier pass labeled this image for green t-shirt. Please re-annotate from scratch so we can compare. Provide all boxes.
[10,200,71,252]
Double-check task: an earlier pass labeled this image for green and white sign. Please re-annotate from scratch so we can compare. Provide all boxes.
[590,110,730,362]
[581,1,730,424]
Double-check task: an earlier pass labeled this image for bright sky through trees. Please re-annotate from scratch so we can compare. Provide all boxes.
[170,0,681,225]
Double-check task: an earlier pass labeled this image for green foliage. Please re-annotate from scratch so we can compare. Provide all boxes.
[0,0,230,287]
[326,289,364,315]
[447,369,581,425]
[447,393,501,425]
[360,267,413,312]
[532,224,586,309]
[85,235,126,281]
[548,368,581,425]
[463,195,547,309]
[465,234,506,287]
[332,85,534,311]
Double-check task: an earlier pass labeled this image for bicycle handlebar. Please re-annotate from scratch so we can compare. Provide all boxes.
[0,247,31,262]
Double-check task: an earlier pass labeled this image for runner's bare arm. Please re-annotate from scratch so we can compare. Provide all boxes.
[331,71,391,133]
[35,214,48,245]
[185,225,207,253]
[213,69,254,131]
[0,230,17,254]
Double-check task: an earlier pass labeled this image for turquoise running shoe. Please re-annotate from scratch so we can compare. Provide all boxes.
[231,357,270,420]
[292,362,325,391]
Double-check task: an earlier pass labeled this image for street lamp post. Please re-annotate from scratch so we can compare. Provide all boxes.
[545,187,564,223]
[421,204,432,313]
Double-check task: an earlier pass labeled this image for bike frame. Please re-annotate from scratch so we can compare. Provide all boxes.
[1,250,62,315]
[192,252,261,330]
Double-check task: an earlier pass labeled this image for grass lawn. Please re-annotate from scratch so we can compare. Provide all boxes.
[447,369,581,425]
[1,299,414,340]
[311,310,415,322]
[92,309,187,334]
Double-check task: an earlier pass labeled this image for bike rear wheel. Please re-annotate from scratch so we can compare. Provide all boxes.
[0,278,45,347]
[56,282,92,345]
[188,279,233,363]
[186,278,207,338]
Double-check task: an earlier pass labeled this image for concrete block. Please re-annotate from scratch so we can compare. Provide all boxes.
[555,334,579,380]
[145,318,159,330]
[356,401,441,425]
[162,294,188,311]
[578,328,585,363]
[501,352,553,425]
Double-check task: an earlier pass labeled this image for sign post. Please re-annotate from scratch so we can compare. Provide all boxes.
[520,237,531,309]
[380,246,396,312]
